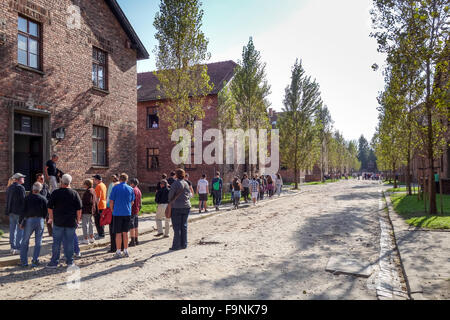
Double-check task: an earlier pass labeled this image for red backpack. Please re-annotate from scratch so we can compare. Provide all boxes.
[100,208,112,226]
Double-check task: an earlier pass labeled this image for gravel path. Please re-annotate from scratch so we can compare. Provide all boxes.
[0,180,384,300]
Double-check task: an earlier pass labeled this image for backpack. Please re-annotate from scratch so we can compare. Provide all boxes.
[100,208,112,226]
[213,179,221,191]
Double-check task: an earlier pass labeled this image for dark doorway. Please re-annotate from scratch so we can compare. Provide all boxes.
[13,113,44,191]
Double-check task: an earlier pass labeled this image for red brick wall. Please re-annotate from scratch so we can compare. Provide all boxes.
[137,95,239,190]
[0,0,138,195]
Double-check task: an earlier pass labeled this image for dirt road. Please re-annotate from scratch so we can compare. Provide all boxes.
[0,180,384,300]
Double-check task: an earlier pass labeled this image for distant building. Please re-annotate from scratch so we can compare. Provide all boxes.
[136,60,239,189]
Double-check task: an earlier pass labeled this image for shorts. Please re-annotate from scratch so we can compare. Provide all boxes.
[199,193,208,201]
[129,215,139,229]
[112,215,131,234]
[252,192,259,199]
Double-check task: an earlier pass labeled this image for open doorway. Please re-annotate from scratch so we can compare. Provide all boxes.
[13,113,44,191]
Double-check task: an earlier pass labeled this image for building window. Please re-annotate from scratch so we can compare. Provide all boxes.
[92,126,107,166]
[92,47,107,90]
[147,148,160,170]
[18,16,41,69]
[147,107,159,129]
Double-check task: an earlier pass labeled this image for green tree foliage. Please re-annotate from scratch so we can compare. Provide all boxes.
[371,0,449,213]
[279,59,322,189]
[230,37,271,174]
[317,105,334,181]
[153,0,213,137]
[358,135,370,170]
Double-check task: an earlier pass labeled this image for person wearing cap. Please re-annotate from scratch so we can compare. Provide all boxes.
[45,154,59,193]
[167,171,176,186]
[93,174,107,239]
[128,178,142,246]
[5,173,26,255]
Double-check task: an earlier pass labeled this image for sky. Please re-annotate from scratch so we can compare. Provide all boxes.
[117,0,387,142]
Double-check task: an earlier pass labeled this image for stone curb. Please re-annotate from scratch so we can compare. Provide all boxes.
[0,189,301,268]
[383,192,420,300]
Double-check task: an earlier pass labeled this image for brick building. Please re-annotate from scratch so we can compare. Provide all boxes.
[0,0,148,203]
[137,60,240,190]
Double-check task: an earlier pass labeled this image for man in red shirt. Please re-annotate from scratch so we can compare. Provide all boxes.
[129,178,142,246]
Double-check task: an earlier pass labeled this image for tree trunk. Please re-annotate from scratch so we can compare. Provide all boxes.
[393,163,397,189]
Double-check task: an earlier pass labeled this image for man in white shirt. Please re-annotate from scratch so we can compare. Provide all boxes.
[196,174,209,213]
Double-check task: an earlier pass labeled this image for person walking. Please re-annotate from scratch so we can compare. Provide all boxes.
[232,177,242,209]
[275,173,283,197]
[267,175,274,198]
[168,169,191,251]
[5,173,26,255]
[109,173,135,258]
[129,178,142,247]
[259,175,267,201]
[19,182,47,267]
[45,154,59,193]
[241,174,250,203]
[155,179,170,238]
[249,176,260,206]
[197,174,209,213]
[93,175,107,239]
[211,172,223,211]
[46,174,82,268]
[81,179,97,245]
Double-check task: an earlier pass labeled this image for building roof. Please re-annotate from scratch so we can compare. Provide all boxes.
[137,60,238,102]
[105,0,149,60]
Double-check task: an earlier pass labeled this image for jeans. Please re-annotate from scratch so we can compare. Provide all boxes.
[276,184,282,196]
[9,213,23,250]
[49,176,58,193]
[171,208,190,249]
[50,226,76,266]
[20,217,44,265]
[212,190,222,207]
[233,191,241,207]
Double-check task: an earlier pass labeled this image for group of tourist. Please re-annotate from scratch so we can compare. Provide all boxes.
[4,154,143,268]
[4,153,285,268]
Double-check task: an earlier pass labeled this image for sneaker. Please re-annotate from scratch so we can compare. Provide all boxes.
[124,251,129,258]
[129,240,136,247]
[11,249,19,255]
[46,263,58,269]
[74,252,82,259]
[80,239,89,245]
[154,233,164,237]
[205,209,209,213]
[31,260,40,268]
[113,252,123,259]
[18,263,29,268]
[67,263,76,268]
[163,235,169,238]
[89,238,95,244]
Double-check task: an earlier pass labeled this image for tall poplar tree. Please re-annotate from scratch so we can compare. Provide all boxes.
[279,59,322,189]
[153,0,213,138]
[230,37,271,175]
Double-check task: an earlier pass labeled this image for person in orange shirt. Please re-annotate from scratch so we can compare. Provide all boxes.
[93,174,107,239]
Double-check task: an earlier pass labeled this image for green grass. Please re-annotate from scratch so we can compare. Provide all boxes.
[387,187,408,193]
[308,179,341,185]
[390,193,450,229]
[141,192,233,214]
[384,181,406,186]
